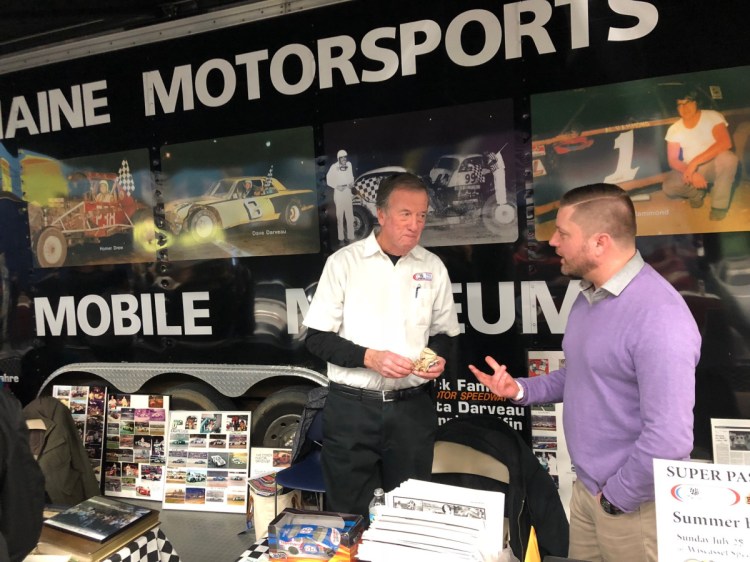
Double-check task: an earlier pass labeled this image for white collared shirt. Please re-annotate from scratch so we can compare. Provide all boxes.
[303,231,460,390]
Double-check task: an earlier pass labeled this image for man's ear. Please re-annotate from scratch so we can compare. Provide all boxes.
[376,207,386,226]
[592,232,611,253]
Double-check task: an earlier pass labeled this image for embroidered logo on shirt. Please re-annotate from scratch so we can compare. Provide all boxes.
[413,272,433,281]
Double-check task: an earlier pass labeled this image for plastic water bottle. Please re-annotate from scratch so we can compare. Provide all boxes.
[368,487,385,524]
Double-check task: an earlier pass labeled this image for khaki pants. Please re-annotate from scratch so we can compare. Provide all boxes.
[568,479,657,562]
[662,150,739,210]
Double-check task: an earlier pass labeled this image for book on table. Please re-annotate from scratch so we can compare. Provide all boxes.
[38,496,159,561]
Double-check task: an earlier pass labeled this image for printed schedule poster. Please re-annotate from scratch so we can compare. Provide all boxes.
[163,411,251,513]
[654,458,750,561]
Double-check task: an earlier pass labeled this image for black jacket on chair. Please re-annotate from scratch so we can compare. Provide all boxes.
[432,415,569,560]
[289,386,328,464]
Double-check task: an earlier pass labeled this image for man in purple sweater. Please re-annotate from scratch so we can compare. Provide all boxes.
[470,183,701,562]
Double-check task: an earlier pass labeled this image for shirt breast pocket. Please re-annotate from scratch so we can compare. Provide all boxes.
[410,282,432,327]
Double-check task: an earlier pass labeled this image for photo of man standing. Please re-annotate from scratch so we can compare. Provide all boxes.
[326,149,355,245]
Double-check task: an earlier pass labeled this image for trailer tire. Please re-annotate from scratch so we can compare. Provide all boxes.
[251,385,312,448]
[167,382,236,411]
[36,227,68,268]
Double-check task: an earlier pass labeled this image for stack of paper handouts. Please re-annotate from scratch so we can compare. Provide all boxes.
[358,479,505,562]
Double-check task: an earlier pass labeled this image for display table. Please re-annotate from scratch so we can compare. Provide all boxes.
[28,526,181,562]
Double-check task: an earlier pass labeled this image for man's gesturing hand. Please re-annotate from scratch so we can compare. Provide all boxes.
[468,356,522,399]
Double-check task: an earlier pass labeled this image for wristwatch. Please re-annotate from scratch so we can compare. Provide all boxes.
[600,493,624,515]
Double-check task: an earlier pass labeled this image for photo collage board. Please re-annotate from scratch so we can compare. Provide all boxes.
[103,393,170,502]
[163,411,251,513]
[52,385,107,484]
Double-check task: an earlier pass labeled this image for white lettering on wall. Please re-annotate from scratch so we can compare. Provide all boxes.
[607,0,659,42]
[1,3,659,133]
[286,281,581,336]
[0,81,110,139]
[317,35,359,89]
[143,64,194,116]
[34,292,212,337]
[445,9,502,67]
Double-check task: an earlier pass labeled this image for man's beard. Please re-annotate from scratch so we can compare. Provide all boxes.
[560,247,595,279]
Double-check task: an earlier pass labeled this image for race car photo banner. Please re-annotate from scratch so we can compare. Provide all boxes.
[20,147,154,267]
[158,127,319,261]
[322,99,519,250]
[531,64,750,240]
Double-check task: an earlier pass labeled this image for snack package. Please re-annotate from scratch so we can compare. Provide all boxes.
[413,347,439,372]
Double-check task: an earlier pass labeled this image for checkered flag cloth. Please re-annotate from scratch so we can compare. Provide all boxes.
[118,160,135,195]
[467,162,483,184]
[486,152,499,173]
[235,537,270,561]
[353,173,387,203]
[104,528,181,562]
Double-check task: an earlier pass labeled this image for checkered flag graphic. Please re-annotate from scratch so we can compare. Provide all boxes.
[486,152,499,173]
[118,160,135,194]
[354,173,385,203]
[467,162,483,184]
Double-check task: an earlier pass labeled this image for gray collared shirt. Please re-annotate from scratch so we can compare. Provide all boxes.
[579,251,645,304]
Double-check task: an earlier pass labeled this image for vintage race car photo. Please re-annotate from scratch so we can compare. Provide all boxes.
[28,165,155,268]
[348,157,513,242]
[186,472,206,483]
[163,175,316,242]
[209,454,227,467]
[531,70,750,239]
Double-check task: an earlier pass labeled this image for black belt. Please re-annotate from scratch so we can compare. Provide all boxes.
[329,381,430,402]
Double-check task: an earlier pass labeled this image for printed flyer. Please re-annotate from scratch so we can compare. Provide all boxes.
[654,458,750,561]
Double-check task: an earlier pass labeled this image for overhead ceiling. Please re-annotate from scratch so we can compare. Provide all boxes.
[0,0,264,58]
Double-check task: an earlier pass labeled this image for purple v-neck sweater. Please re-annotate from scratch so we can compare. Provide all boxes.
[519,263,701,512]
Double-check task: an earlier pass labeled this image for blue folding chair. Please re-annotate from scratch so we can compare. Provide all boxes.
[274,407,325,512]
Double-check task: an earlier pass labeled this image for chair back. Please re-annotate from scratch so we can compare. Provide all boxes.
[289,386,327,464]
[274,389,327,505]
[431,415,569,561]
[306,408,324,445]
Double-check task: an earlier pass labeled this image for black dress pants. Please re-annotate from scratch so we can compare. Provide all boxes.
[321,384,437,520]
